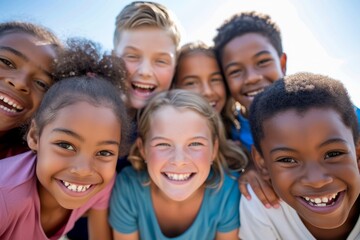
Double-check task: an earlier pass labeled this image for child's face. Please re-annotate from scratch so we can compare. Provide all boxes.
[253,108,360,229]
[221,33,286,112]
[113,28,176,110]
[28,101,121,209]
[0,32,56,135]
[175,53,226,113]
[138,106,218,201]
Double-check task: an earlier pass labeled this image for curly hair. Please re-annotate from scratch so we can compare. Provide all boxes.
[213,11,283,61]
[249,72,359,155]
[34,38,131,156]
[129,89,248,189]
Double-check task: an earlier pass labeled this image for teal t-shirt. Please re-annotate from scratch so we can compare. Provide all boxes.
[109,167,240,240]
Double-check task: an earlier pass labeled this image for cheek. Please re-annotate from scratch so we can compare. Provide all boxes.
[154,67,174,89]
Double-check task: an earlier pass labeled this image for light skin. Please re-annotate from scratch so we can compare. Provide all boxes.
[175,53,226,113]
[0,32,56,137]
[113,106,239,240]
[253,108,360,239]
[27,101,121,240]
[221,32,287,207]
[113,27,176,112]
[221,33,286,115]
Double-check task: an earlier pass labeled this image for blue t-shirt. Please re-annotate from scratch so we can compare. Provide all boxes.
[231,105,360,151]
[109,167,240,240]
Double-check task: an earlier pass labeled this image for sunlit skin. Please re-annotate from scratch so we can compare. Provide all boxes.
[253,108,360,239]
[221,33,286,115]
[113,28,176,111]
[28,101,121,212]
[138,106,218,202]
[0,32,57,136]
[175,53,226,113]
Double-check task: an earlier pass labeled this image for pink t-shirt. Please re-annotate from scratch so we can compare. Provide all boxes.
[0,151,115,240]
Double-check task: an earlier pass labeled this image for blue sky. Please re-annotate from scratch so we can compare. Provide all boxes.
[1,0,359,105]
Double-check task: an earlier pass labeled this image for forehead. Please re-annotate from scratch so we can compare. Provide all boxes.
[178,53,219,72]
[114,27,176,55]
[260,108,354,150]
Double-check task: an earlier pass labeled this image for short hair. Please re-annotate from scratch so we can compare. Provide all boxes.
[33,38,131,156]
[113,1,181,49]
[249,72,359,155]
[213,11,283,61]
[0,21,62,50]
[129,89,248,189]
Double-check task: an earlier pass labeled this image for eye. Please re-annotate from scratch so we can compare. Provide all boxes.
[276,157,297,164]
[258,58,272,67]
[325,151,343,159]
[155,142,171,147]
[189,142,204,147]
[56,142,75,151]
[97,150,115,157]
[123,54,139,61]
[210,77,223,84]
[227,68,243,78]
[0,57,15,68]
[34,79,51,91]
[156,59,169,65]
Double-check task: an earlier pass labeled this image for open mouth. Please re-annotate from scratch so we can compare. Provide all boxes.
[132,82,156,94]
[244,89,264,97]
[0,95,23,113]
[209,101,217,108]
[301,192,340,207]
[61,180,92,193]
[162,172,195,181]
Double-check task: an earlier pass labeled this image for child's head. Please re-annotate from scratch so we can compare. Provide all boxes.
[0,21,62,135]
[250,72,360,231]
[129,89,247,201]
[173,41,227,114]
[27,38,130,209]
[113,1,181,110]
[213,11,287,114]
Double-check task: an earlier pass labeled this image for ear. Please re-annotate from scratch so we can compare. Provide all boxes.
[27,120,39,152]
[280,52,287,75]
[212,138,219,162]
[136,137,146,160]
[251,145,271,181]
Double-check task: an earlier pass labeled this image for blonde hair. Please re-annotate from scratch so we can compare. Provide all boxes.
[113,1,181,49]
[129,89,248,188]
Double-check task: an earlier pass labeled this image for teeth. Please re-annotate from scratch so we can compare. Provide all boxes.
[302,192,339,207]
[62,180,91,192]
[246,89,263,97]
[0,95,24,110]
[133,83,155,90]
[165,173,191,181]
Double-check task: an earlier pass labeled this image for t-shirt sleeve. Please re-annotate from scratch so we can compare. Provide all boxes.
[217,175,241,233]
[239,185,278,240]
[109,168,138,234]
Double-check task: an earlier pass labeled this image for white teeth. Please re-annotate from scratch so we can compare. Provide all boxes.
[246,89,264,97]
[0,105,17,113]
[133,83,155,90]
[209,101,216,107]
[165,173,191,181]
[302,192,339,207]
[62,180,91,192]
[0,95,24,110]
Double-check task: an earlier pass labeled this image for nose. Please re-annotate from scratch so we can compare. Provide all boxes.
[170,147,189,166]
[201,82,215,98]
[138,59,152,78]
[5,72,31,94]
[244,68,262,85]
[70,155,94,176]
[300,162,333,188]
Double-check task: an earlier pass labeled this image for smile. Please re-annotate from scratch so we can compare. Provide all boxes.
[0,94,24,112]
[163,172,194,181]
[244,88,264,97]
[301,192,339,207]
[132,82,156,92]
[61,180,92,192]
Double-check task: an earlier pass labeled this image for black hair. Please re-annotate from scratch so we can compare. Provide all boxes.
[213,11,283,63]
[249,72,359,155]
[33,38,131,156]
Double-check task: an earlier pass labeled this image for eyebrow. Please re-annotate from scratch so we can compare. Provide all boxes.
[0,46,53,79]
[150,136,209,141]
[52,128,120,146]
[270,146,297,154]
[224,50,272,72]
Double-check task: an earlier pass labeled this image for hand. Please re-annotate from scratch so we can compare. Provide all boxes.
[238,167,280,209]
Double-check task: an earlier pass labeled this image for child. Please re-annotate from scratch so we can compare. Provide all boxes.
[213,11,287,207]
[0,39,130,240]
[241,72,360,239]
[0,21,62,159]
[109,90,248,240]
[112,1,181,117]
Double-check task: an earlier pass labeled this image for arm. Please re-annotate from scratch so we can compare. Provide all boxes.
[215,229,239,240]
[113,229,139,240]
[87,208,112,240]
[238,160,280,208]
